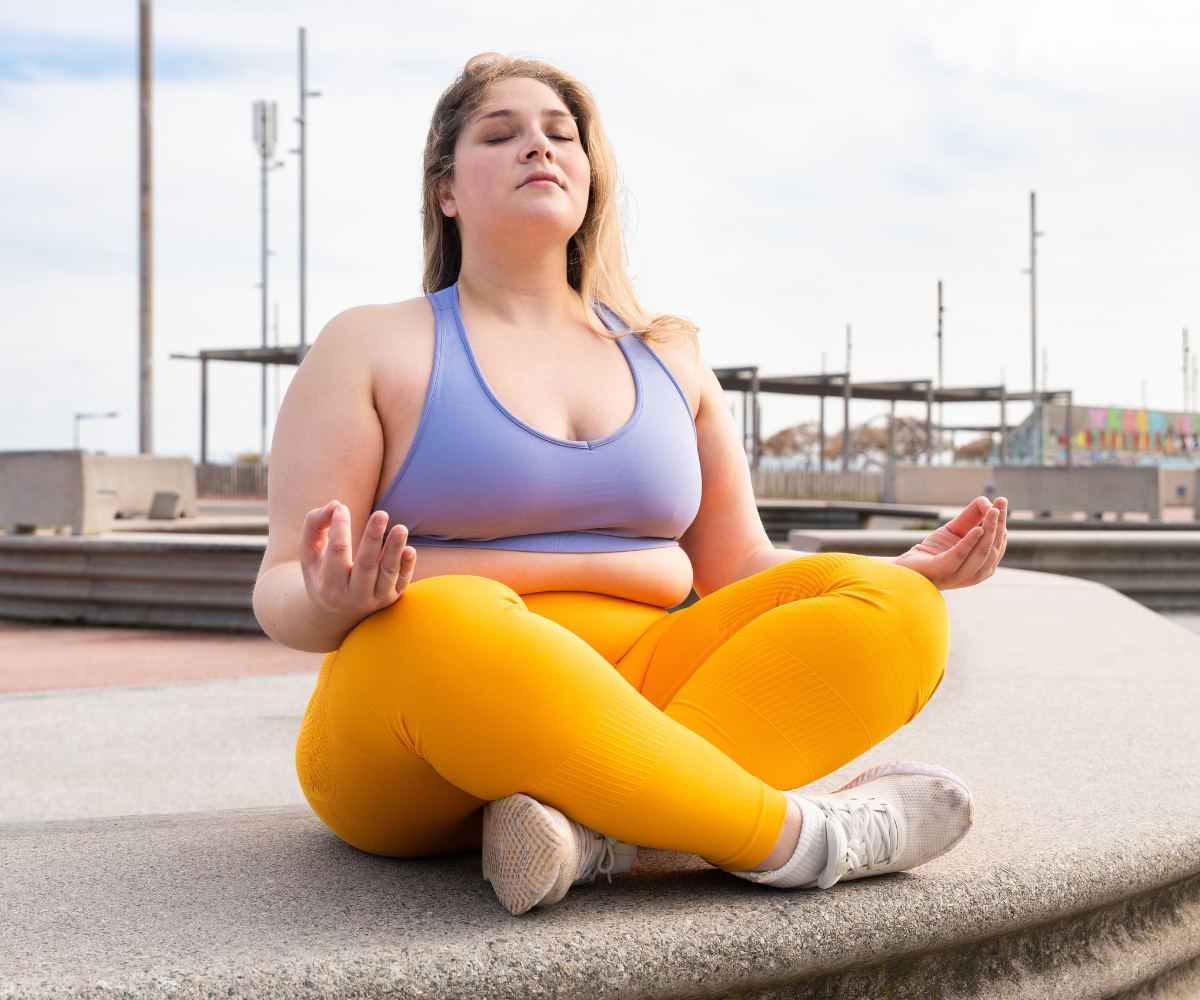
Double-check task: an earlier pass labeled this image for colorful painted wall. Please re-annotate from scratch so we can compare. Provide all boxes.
[1009,404,1200,465]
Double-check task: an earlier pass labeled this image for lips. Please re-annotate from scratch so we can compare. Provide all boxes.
[519,170,562,188]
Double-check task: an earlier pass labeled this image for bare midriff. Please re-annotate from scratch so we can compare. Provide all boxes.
[409,543,694,608]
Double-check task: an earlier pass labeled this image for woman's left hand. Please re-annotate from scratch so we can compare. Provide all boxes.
[894,496,1008,590]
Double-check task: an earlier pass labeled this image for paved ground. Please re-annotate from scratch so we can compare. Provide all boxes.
[0,621,321,693]
[3,571,1200,998]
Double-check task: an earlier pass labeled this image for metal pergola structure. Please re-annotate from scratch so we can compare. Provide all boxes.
[171,347,300,464]
[714,366,1073,469]
[173,351,1073,468]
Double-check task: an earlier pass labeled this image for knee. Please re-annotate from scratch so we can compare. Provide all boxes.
[856,558,950,720]
[789,554,949,720]
[350,574,523,644]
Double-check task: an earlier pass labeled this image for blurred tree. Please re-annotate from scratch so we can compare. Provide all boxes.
[762,418,932,469]
[954,435,994,463]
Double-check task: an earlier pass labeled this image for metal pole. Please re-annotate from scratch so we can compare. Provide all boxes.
[260,114,269,468]
[1029,192,1041,466]
[888,399,896,463]
[1065,392,1073,468]
[200,357,208,465]
[138,0,153,454]
[925,382,933,463]
[842,325,851,470]
[1184,329,1190,414]
[818,394,825,472]
[819,351,826,472]
[741,390,748,457]
[295,28,318,359]
[73,414,80,450]
[750,367,760,471]
[1000,385,1008,466]
[937,280,943,463]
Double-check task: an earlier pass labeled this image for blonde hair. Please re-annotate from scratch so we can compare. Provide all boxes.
[421,53,697,343]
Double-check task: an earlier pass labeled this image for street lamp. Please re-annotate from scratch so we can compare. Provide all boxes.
[74,411,119,450]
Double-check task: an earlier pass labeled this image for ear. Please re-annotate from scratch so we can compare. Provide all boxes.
[437,178,457,219]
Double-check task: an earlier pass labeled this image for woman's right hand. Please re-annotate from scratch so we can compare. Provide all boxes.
[300,500,417,627]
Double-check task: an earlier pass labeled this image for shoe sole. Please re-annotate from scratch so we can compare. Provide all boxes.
[833,760,976,861]
[482,793,570,916]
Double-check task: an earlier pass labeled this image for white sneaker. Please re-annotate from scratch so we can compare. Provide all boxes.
[738,761,975,890]
[481,793,638,916]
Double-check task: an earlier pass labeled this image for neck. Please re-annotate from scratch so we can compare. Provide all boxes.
[455,237,584,327]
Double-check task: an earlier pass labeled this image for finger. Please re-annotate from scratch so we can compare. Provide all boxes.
[300,501,339,571]
[348,510,389,600]
[942,497,992,537]
[396,545,417,591]
[957,505,1001,580]
[374,524,408,599]
[926,524,983,579]
[975,503,1009,581]
[323,503,355,589]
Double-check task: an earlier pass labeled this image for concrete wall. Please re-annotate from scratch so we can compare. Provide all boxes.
[1160,468,1197,509]
[92,455,198,518]
[884,465,996,506]
[0,451,197,535]
[0,451,114,535]
[994,466,1160,517]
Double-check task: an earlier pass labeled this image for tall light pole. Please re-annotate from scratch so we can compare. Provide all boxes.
[1027,192,1044,465]
[294,27,321,360]
[253,100,280,466]
[138,0,153,454]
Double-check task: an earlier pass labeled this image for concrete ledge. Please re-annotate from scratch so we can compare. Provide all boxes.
[4,569,1200,997]
[789,528,1200,611]
[0,533,264,631]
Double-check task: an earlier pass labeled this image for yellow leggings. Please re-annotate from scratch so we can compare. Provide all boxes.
[296,553,949,872]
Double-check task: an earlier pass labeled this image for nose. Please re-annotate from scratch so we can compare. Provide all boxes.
[521,128,554,164]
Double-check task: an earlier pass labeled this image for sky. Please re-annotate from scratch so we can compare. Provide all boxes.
[4,0,1200,460]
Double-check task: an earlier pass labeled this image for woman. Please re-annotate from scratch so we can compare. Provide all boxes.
[255,53,1008,916]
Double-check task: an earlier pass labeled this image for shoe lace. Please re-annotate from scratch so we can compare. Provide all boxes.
[816,796,900,889]
[577,829,621,885]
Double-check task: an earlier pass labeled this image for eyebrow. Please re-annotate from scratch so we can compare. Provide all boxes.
[475,108,576,124]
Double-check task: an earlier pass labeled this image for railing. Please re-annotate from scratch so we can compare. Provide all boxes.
[752,468,885,502]
[196,464,268,500]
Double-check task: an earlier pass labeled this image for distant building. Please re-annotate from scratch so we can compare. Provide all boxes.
[1008,404,1200,467]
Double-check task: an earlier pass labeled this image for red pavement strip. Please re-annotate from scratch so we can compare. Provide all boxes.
[0,620,323,694]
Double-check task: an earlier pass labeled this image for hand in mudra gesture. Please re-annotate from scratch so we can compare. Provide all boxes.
[895,496,1008,590]
[301,501,417,621]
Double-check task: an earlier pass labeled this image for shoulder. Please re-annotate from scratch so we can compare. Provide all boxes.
[314,296,434,355]
[637,333,722,420]
[301,296,434,382]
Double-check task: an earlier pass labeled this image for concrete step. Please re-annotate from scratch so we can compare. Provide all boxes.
[3,569,1200,998]
[790,528,1200,611]
[0,533,264,631]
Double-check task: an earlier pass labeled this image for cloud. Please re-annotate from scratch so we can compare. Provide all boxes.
[3,0,1200,458]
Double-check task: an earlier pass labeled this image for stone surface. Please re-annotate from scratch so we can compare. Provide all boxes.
[789,527,1200,611]
[2,569,1200,998]
[0,672,316,822]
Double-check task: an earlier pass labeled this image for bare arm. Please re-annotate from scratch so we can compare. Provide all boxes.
[676,353,1008,595]
[677,363,800,596]
[252,301,431,651]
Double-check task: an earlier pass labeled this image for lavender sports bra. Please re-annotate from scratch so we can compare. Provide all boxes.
[372,284,702,553]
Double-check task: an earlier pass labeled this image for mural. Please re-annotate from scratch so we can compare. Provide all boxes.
[1011,405,1200,465]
